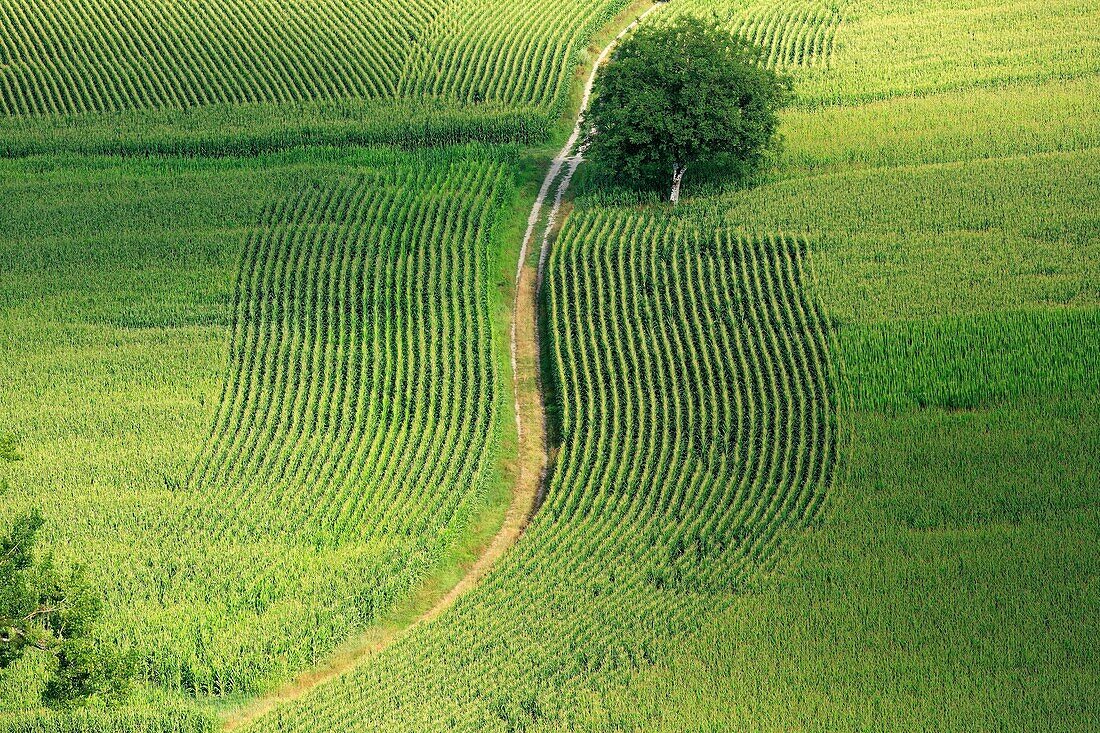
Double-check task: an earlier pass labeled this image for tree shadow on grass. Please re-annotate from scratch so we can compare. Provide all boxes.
[569,154,778,212]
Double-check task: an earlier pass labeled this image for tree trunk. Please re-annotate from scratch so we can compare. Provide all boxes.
[670,163,687,204]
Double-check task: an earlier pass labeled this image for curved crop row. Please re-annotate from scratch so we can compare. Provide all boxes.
[0,0,630,118]
[398,0,629,114]
[669,0,843,68]
[0,0,438,116]
[244,211,837,731]
[46,156,509,701]
[183,162,498,547]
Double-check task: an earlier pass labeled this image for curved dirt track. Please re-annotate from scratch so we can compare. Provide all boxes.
[523,2,665,293]
[223,4,666,730]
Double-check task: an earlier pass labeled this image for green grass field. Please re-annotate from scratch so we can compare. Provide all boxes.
[1,0,1097,730]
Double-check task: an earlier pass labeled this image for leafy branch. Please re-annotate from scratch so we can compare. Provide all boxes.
[1,509,132,705]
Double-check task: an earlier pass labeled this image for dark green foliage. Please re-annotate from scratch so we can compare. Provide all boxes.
[1,512,46,670]
[0,511,130,705]
[588,15,789,195]
[0,435,18,463]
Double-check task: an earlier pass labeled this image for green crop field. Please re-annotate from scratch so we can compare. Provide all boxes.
[664,0,844,68]
[0,0,634,155]
[244,218,838,732]
[1,0,1097,731]
[0,0,628,114]
[0,146,523,729]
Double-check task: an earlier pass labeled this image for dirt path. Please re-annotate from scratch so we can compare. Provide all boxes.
[527,2,665,292]
[222,6,664,730]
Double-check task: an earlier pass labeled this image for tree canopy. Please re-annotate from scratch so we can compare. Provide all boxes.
[587,15,790,201]
[1,509,130,705]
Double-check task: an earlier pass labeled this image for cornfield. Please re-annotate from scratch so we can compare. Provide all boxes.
[0,148,515,709]
[2,0,1097,730]
[243,211,838,731]
[0,708,212,733]
[666,0,843,68]
[142,157,509,696]
[0,0,629,117]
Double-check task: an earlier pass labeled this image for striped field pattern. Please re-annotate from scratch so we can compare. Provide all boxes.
[0,0,439,115]
[541,216,837,590]
[670,0,843,68]
[39,155,512,701]
[182,161,501,546]
[244,212,837,731]
[398,1,628,109]
[0,0,629,117]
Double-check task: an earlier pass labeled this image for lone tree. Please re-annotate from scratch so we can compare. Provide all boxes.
[588,15,790,203]
[1,510,130,705]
